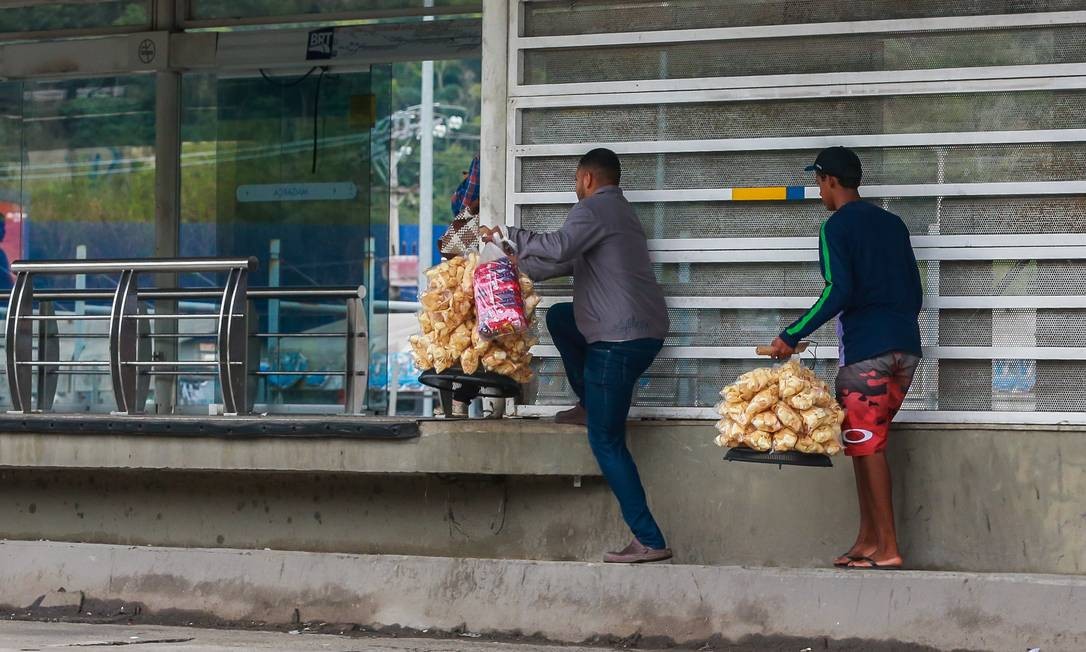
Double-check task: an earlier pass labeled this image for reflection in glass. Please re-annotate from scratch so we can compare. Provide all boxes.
[180,66,391,412]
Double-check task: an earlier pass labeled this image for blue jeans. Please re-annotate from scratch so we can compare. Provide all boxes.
[546,302,667,550]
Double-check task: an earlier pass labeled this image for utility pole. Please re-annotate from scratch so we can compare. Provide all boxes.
[418,0,435,290]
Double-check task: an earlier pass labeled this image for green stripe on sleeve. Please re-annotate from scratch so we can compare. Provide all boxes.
[819,221,831,282]
[786,284,832,336]
[786,222,833,337]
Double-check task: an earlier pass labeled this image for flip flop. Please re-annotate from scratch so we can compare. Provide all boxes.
[846,556,903,570]
[833,553,864,568]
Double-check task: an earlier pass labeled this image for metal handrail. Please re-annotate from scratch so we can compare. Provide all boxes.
[3,258,369,417]
[27,285,365,301]
[11,257,259,274]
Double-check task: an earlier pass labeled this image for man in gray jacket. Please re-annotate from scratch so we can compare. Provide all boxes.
[481,148,671,563]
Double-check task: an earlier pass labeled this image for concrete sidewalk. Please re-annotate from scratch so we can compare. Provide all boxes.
[1,540,1080,651]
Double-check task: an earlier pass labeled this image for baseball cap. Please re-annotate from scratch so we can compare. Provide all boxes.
[805,146,863,181]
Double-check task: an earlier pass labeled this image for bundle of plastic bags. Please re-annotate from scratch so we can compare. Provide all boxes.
[713,359,845,455]
[409,253,541,384]
[474,241,530,339]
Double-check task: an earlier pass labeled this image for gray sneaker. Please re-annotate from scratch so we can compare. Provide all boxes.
[603,539,673,564]
[555,404,587,426]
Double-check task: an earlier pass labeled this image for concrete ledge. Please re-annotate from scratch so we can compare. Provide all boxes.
[0,414,418,439]
[0,418,602,476]
[2,416,1079,478]
[1,540,1080,650]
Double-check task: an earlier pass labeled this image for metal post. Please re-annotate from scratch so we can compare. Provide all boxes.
[5,272,33,413]
[153,0,181,414]
[217,266,249,415]
[479,0,509,230]
[418,0,435,292]
[418,0,437,418]
[366,235,387,415]
[109,270,140,414]
[923,147,946,410]
[269,239,281,332]
[35,301,58,412]
[74,244,87,404]
[388,353,399,416]
[344,291,368,414]
[390,148,400,255]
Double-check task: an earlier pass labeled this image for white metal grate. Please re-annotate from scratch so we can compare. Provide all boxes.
[508,1,1086,423]
[523,25,1086,86]
[523,0,1086,37]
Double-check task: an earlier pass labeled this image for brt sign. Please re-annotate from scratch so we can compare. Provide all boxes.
[306,28,335,60]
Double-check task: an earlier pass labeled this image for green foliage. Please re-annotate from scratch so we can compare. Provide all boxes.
[391,59,482,227]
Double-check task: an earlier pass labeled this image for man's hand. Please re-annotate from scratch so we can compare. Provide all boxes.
[479,225,504,244]
[766,337,796,360]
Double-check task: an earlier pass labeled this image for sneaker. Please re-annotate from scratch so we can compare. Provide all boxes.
[555,404,587,426]
[603,539,673,564]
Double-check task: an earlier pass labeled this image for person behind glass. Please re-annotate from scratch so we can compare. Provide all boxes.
[440,154,481,261]
[480,148,672,563]
[0,217,13,291]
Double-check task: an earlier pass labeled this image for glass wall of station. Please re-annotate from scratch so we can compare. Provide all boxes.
[0,0,485,414]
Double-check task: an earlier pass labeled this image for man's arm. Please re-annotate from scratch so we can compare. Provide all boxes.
[778,220,852,348]
[506,204,606,265]
[516,254,574,282]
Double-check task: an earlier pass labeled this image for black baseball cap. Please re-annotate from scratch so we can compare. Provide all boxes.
[805,146,863,181]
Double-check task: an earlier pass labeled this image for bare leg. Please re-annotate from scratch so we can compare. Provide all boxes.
[834,457,878,565]
[847,451,903,567]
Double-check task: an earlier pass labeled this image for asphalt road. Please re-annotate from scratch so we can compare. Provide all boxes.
[0,621,605,652]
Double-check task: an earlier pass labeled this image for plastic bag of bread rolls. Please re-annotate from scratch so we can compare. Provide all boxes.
[410,254,540,384]
[713,360,845,456]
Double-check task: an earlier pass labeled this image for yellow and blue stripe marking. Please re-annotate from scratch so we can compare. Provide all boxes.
[729,186,810,201]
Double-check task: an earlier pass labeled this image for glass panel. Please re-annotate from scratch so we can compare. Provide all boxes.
[0,81,21,411]
[189,0,478,20]
[0,82,21,286]
[23,76,157,276]
[0,1,148,34]
[0,75,158,413]
[180,65,392,413]
[382,59,481,415]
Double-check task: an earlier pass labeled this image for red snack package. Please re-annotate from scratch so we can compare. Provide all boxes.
[474,241,528,339]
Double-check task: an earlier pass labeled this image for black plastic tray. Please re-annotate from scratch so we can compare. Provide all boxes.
[724,447,833,468]
[418,367,521,400]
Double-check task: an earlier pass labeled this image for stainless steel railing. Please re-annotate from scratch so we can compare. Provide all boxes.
[4,258,368,416]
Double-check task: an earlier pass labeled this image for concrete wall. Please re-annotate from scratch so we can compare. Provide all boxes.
[1,421,1083,574]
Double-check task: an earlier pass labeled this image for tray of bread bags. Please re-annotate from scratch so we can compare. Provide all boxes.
[715,345,844,468]
[409,252,541,396]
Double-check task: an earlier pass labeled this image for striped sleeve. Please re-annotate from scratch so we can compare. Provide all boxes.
[780,220,852,347]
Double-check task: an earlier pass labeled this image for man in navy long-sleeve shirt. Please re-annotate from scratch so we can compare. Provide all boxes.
[767,146,922,570]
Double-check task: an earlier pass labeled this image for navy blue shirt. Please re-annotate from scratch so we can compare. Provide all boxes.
[779,200,923,366]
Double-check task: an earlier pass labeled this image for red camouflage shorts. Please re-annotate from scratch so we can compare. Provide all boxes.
[835,351,920,457]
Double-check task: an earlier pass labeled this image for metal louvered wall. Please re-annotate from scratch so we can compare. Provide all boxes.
[506,0,1086,423]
